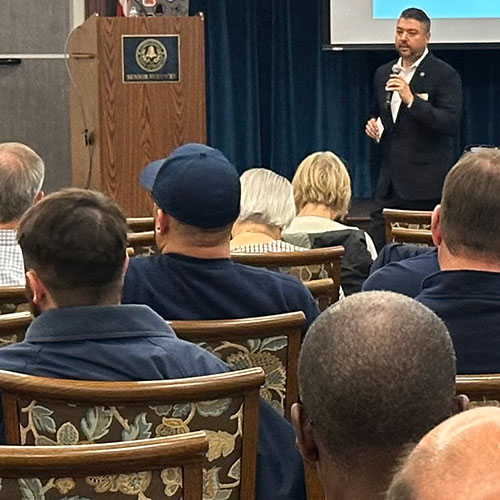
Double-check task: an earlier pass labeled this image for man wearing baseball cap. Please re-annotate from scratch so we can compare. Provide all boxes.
[122,143,319,331]
[122,143,319,499]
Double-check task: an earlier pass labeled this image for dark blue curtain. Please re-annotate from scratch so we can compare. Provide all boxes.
[190,0,500,197]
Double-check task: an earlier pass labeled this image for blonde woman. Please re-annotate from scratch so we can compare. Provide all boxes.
[283,151,377,259]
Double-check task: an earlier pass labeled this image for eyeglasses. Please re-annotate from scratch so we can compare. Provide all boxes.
[463,144,500,153]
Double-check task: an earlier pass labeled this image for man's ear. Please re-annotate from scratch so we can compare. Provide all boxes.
[452,394,469,415]
[122,253,130,275]
[291,402,319,463]
[34,191,44,204]
[431,204,443,247]
[156,208,170,234]
[26,270,48,305]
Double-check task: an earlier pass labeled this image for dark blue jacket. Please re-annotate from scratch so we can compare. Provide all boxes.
[0,304,306,500]
[363,247,439,298]
[122,253,320,333]
[372,53,462,200]
[416,270,500,374]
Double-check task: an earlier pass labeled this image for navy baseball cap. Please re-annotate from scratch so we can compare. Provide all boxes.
[140,143,241,228]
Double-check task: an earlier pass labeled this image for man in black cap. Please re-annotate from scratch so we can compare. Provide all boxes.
[122,143,320,331]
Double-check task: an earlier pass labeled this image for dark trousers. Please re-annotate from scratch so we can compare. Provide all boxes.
[368,196,440,251]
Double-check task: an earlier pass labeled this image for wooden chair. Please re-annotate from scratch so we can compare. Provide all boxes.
[382,208,433,244]
[231,247,344,303]
[391,227,434,246]
[456,373,500,407]
[0,432,208,500]
[0,285,28,314]
[304,278,337,311]
[0,367,265,500]
[127,216,155,232]
[127,230,157,257]
[171,312,303,419]
[0,311,32,347]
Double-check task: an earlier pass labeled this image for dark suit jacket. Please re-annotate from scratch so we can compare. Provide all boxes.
[372,52,462,200]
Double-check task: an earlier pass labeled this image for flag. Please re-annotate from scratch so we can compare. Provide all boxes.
[117,0,128,16]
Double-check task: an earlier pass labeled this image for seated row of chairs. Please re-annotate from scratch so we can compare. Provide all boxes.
[0,364,497,499]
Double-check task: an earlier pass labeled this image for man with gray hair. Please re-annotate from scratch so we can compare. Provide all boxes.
[291,291,467,500]
[0,142,44,285]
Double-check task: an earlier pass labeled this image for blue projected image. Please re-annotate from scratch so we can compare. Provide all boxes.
[373,1,500,19]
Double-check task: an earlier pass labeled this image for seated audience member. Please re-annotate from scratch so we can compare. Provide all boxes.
[283,150,377,258]
[0,188,307,500]
[292,291,466,500]
[414,148,500,374]
[362,244,438,297]
[122,143,319,331]
[387,407,500,500]
[282,151,375,294]
[0,142,44,285]
[231,168,305,252]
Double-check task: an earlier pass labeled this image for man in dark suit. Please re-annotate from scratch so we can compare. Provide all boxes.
[366,8,462,250]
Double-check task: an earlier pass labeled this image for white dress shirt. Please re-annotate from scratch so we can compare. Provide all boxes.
[391,47,428,122]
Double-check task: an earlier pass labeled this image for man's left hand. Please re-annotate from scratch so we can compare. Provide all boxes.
[385,74,414,106]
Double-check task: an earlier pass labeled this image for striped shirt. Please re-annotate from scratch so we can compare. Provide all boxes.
[231,241,306,253]
[0,229,25,286]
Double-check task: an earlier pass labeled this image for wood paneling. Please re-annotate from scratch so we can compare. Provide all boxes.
[69,15,206,216]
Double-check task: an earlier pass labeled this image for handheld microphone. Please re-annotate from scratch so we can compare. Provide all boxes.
[385,64,402,108]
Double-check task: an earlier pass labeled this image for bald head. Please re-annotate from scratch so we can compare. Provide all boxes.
[388,407,500,500]
[298,291,457,466]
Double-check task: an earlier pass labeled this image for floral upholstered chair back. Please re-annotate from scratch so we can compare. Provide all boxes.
[382,208,433,245]
[0,432,208,500]
[172,311,303,419]
[231,247,343,304]
[0,368,264,500]
[456,374,500,409]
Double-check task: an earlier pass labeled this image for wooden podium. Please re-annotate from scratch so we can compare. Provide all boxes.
[68,14,206,216]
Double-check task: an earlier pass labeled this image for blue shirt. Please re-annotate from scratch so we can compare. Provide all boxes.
[0,304,306,500]
[363,248,439,298]
[416,270,500,374]
[122,253,320,333]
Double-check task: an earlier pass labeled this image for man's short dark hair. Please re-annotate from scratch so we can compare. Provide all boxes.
[18,188,128,306]
[440,148,500,259]
[0,143,45,223]
[400,8,431,33]
[298,291,456,466]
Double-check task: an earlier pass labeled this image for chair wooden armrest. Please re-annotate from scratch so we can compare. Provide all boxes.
[382,208,433,243]
[391,227,434,246]
[0,433,208,499]
[127,216,155,232]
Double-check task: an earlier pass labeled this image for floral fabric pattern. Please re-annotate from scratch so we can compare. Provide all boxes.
[200,337,288,416]
[0,471,183,499]
[18,397,244,500]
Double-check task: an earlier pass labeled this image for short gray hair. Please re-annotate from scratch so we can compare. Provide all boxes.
[238,168,296,229]
[0,143,45,223]
[299,291,456,466]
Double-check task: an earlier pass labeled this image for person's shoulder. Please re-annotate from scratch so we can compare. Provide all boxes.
[424,52,459,76]
[363,250,439,297]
